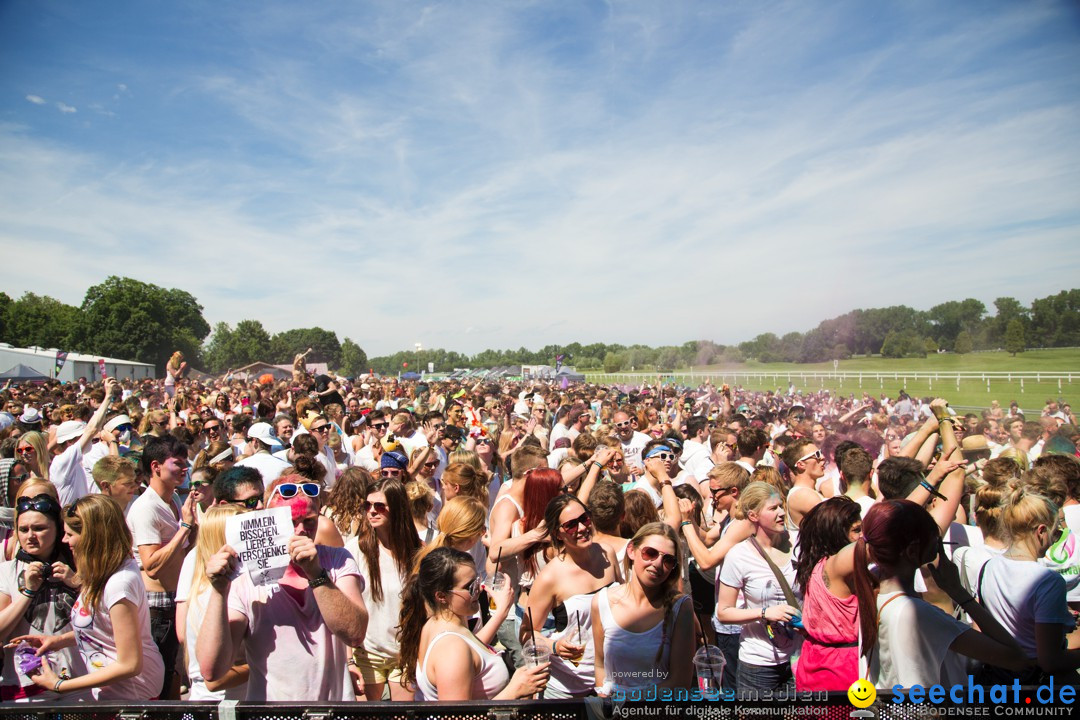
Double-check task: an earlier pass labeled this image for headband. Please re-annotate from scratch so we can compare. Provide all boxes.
[210,447,234,465]
[644,445,674,459]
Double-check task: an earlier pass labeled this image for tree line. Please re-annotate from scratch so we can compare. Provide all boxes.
[1,279,1076,376]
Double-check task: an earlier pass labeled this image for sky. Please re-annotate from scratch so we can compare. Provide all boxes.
[1,0,1079,358]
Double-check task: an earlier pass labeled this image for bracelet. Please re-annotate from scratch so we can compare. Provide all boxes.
[19,587,35,599]
[681,521,693,528]
[54,678,64,693]
[180,522,194,530]
[592,461,604,470]
[660,480,673,487]
[761,607,767,621]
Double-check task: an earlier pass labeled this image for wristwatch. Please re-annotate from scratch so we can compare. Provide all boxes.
[308,570,331,589]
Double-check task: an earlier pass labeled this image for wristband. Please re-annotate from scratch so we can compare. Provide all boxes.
[19,587,35,599]
[592,461,604,470]
[660,480,673,487]
[761,607,767,621]
[920,480,948,502]
[180,522,194,530]
[309,570,331,589]
[681,521,692,528]
[54,679,64,693]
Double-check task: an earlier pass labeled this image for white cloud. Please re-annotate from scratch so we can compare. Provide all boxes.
[25,95,46,105]
[56,102,76,114]
[1,1,1078,357]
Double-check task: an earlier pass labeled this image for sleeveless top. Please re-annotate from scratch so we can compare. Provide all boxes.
[596,585,691,691]
[415,630,509,701]
[546,584,612,696]
[785,485,822,531]
[794,558,859,691]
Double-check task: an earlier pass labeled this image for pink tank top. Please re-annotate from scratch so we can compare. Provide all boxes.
[795,558,859,691]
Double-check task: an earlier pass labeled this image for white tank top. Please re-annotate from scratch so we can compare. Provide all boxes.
[414,630,509,701]
[596,585,690,690]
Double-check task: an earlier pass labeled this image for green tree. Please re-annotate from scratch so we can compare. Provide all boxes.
[602,351,626,374]
[339,338,369,377]
[204,320,271,372]
[925,337,939,354]
[270,328,342,369]
[71,277,210,371]
[3,293,80,350]
[1005,319,1025,356]
[954,330,973,355]
[0,291,11,341]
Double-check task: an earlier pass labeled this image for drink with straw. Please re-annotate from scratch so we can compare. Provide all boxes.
[489,573,506,611]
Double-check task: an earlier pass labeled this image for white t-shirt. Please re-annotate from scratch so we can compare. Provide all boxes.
[357,544,406,657]
[235,452,291,486]
[176,551,246,701]
[978,556,1074,659]
[628,477,663,509]
[49,443,90,507]
[680,439,714,482]
[619,432,651,470]
[869,592,970,689]
[126,488,181,566]
[1041,505,1080,601]
[228,545,363,701]
[717,540,802,666]
[70,559,165,700]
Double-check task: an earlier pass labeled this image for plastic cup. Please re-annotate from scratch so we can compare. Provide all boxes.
[693,646,726,697]
[489,573,506,610]
[521,641,551,667]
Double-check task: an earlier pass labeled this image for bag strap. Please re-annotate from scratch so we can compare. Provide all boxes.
[976,559,989,604]
[748,536,801,610]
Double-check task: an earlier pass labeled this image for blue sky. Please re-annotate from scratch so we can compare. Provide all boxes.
[2,0,1079,358]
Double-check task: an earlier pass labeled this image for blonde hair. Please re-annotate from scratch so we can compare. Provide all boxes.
[1002,486,1057,542]
[734,481,780,521]
[405,479,435,522]
[441,462,488,506]
[16,478,58,502]
[92,455,135,490]
[623,522,685,663]
[750,465,789,499]
[65,495,133,613]
[16,431,49,481]
[190,505,246,607]
[412,496,487,571]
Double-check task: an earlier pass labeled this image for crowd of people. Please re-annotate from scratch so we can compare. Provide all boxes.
[0,359,1078,703]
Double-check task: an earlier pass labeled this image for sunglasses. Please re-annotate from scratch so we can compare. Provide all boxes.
[559,511,592,533]
[272,482,321,502]
[17,494,61,516]
[423,461,439,469]
[362,500,390,515]
[65,498,82,518]
[475,438,492,446]
[614,421,632,429]
[205,425,222,433]
[370,422,388,430]
[380,469,403,478]
[797,449,824,464]
[638,545,677,571]
[114,424,134,433]
[190,481,210,489]
[16,447,34,455]
[712,486,737,504]
[311,425,330,433]
[230,496,262,510]
[646,451,675,462]
[452,575,482,598]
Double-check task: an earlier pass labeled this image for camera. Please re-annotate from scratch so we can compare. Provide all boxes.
[39,563,53,581]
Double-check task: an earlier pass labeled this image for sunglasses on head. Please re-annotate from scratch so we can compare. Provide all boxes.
[17,494,61,517]
[638,545,677,571]
[65,498,82,518]
[362,500,390,514]
[271,483,321,502]
[559,510,592,533]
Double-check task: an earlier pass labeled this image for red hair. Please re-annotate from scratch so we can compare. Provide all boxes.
[520,467,563,576]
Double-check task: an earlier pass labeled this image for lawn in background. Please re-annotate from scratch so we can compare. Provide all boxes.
[588,349,1080,412]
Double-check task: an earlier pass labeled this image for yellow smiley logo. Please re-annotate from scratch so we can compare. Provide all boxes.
[847,679,877,708]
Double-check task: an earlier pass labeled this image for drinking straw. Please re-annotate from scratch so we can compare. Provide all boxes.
[576,610,583,643]
[528,606,537,650]
[493,548,503,579]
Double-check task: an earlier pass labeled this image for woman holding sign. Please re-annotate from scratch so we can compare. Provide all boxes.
[352,478,421,700]
[197,474,368,701]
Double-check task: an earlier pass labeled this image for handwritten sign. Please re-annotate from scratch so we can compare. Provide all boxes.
[224,507,292,587]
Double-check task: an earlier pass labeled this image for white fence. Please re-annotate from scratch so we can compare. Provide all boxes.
[584,370,1077,395]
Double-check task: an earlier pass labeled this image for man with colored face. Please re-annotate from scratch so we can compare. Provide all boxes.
[196,475,368,701]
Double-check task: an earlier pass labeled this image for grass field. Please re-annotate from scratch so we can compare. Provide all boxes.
[587,349,1080,411]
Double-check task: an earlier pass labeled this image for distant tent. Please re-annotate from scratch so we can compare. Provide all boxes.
[0,364,50,381]
[400,371,422,380]
[556,370,586,383]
